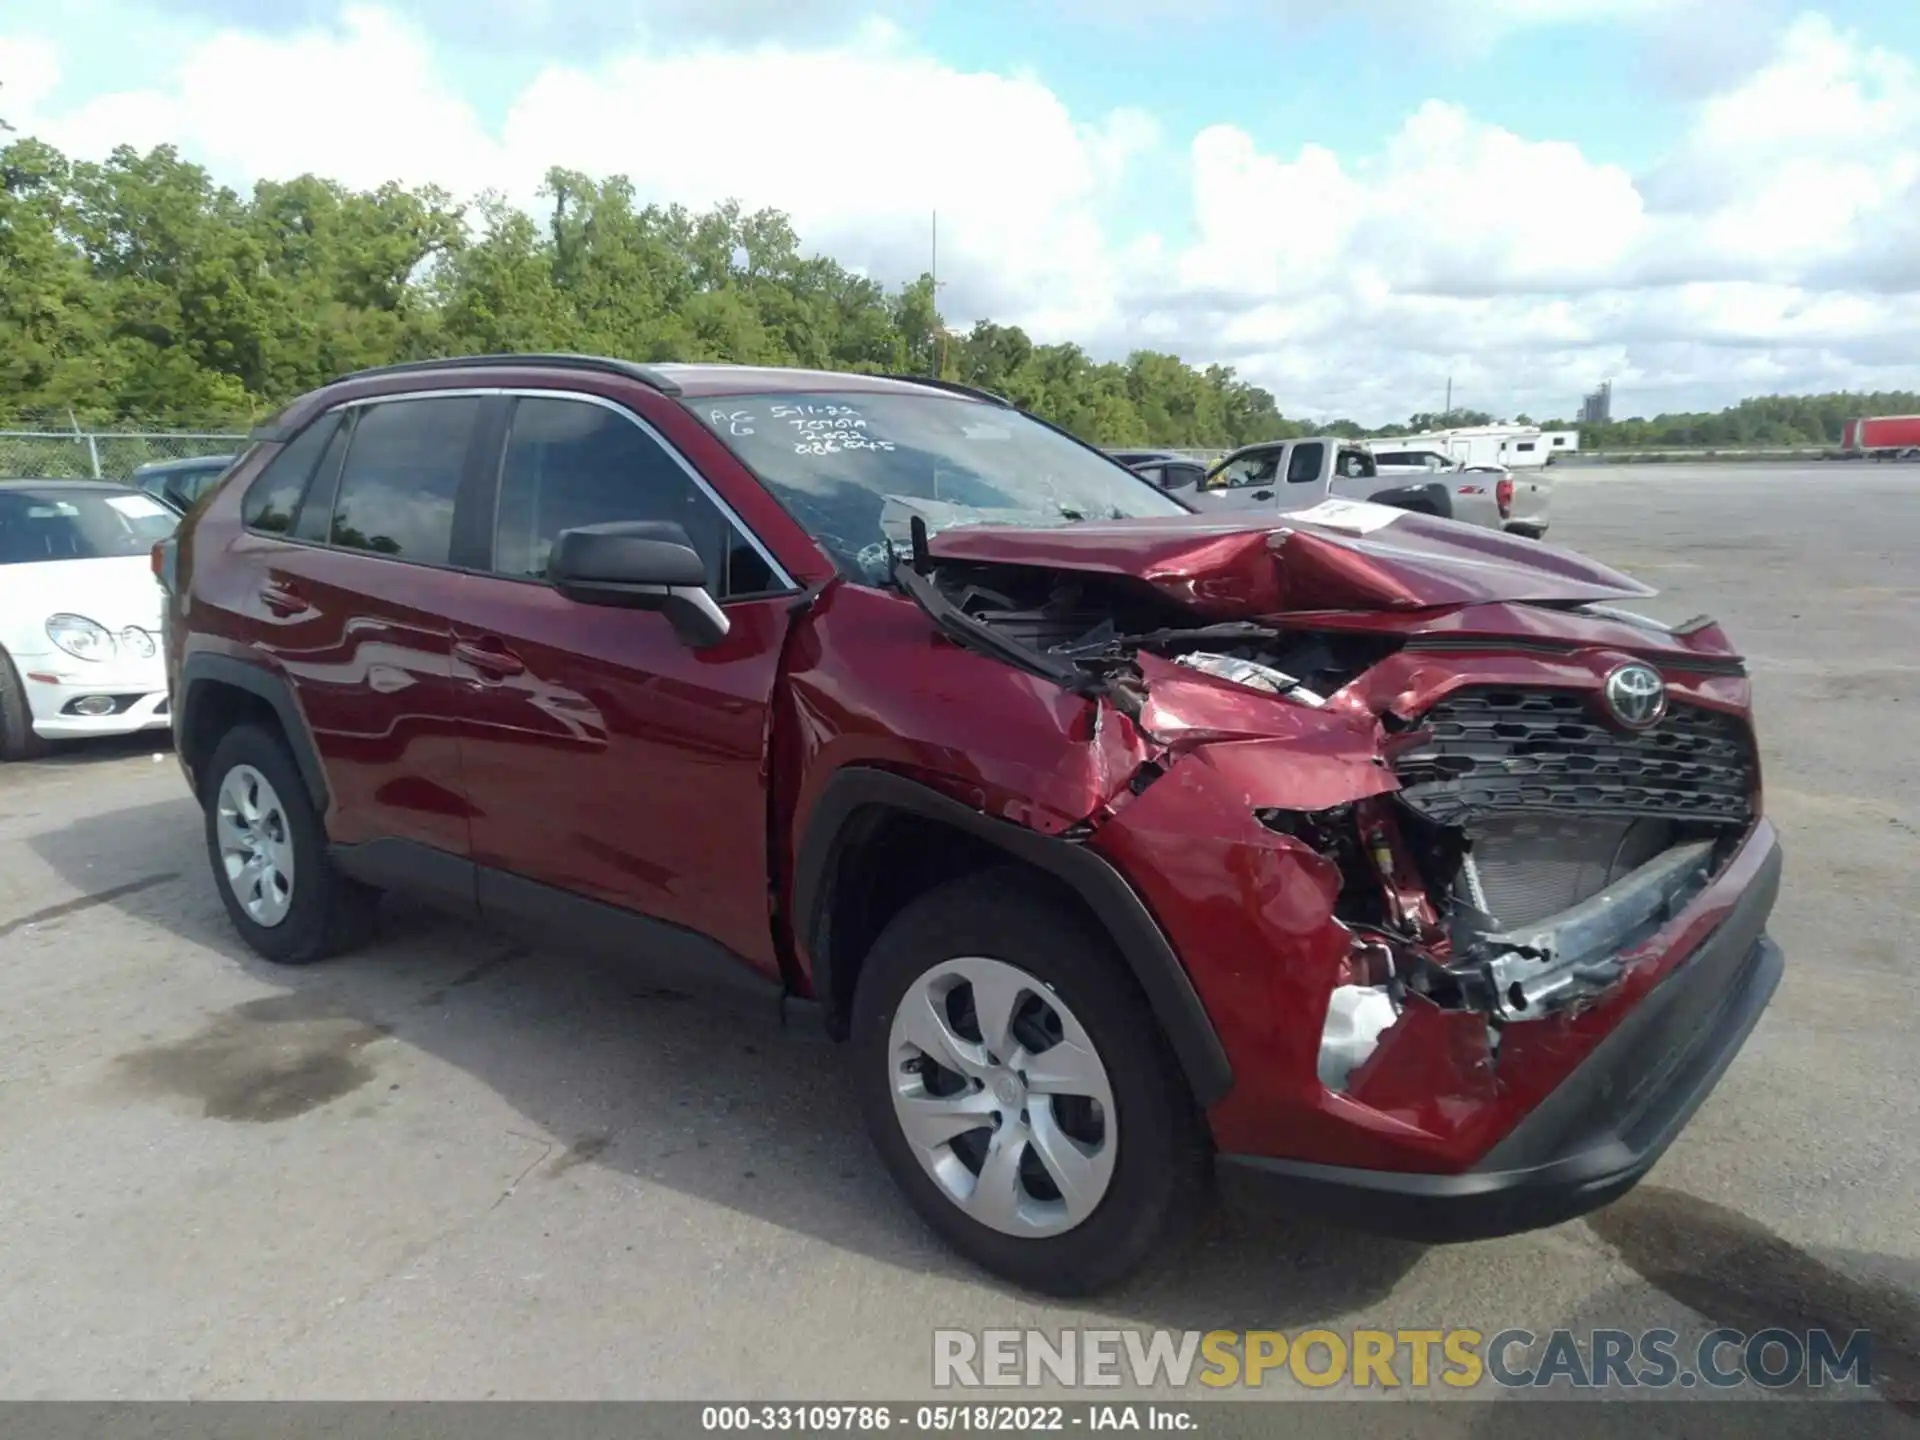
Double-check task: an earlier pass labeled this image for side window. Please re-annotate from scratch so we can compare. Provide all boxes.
[329,397,482,563]
[242,415,340,534]
[493,397,777,598]
[292,418,352,542]
[1287,442,1325,483]
[182,463,229,503]
[1516,441,1537,452]
[1207,451,1278,489]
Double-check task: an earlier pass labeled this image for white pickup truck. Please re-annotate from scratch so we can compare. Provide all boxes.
[1186,437,1508,530]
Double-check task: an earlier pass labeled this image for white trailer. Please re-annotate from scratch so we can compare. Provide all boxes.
[1541,429,1579,461]
[1368,424,1551,470]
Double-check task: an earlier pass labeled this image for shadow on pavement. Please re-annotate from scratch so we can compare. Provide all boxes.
[9,731,175,770]
[29,793,1426,1330]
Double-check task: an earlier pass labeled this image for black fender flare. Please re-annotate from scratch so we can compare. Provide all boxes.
[792,766,1234,1107]
[1368,480,1453,519]
[177,652,329,812]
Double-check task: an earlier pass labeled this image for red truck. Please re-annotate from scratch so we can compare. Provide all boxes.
[1841,415,1920,458]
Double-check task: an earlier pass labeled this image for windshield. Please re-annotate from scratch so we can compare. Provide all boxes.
[693,391,1189,581]
[0,487,177,566]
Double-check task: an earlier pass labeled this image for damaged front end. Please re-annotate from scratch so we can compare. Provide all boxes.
[888,518,1775,1181]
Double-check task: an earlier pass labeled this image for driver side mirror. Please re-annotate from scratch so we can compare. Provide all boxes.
[548,521,731,648]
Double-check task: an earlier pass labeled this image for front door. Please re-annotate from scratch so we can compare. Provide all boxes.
[1194,446,1286,511]
[448,393,797,982]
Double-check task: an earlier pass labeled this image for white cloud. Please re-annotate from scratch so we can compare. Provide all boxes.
[3,5,1919,423]
[81,0,889,52]
[0,36,61,119]
[495,20,1138,332]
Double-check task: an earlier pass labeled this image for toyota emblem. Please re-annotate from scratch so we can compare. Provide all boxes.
[1603,662,1667,729]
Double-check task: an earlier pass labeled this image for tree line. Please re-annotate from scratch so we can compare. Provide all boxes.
[1,135,1911,449]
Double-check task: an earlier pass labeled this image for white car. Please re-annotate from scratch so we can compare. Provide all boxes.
[0,480,179,760]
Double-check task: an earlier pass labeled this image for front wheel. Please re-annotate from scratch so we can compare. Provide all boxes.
[0,649,52,762]
[852,870,1209,1295]
[202,724,377,964]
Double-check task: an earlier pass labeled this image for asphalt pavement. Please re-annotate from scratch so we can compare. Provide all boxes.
[0,463,1914,1425]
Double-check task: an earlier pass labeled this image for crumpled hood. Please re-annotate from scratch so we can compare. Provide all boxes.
[926,499,1653,615]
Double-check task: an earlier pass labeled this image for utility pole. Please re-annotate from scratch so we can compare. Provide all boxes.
[930,210,944,379]
[1444,375,1453,417]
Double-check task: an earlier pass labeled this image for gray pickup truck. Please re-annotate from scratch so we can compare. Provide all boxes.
[1185,437,1505,529]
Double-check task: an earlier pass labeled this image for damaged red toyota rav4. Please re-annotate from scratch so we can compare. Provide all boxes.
[158,356,1783,1295]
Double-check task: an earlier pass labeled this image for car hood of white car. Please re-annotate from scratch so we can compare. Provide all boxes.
[0,555,166,647]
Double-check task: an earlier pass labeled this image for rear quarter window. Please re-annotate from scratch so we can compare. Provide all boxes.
[242,418,340,534]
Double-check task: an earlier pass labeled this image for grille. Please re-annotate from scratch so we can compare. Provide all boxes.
[1394,687,1757,828]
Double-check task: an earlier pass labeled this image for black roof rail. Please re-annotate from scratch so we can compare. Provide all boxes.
[327,353,685,396]
[879,374,1013,408]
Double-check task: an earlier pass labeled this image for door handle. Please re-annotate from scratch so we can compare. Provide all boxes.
[259,581,307,617]
[453,639,526,680]
[1251,489,1274,501]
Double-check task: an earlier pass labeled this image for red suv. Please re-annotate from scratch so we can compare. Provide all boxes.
[160,355,1783,1294]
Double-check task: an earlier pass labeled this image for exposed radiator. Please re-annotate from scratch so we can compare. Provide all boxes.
[1462,815,1676,929]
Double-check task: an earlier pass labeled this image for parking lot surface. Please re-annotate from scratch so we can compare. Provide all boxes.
[0,464,1914,1420]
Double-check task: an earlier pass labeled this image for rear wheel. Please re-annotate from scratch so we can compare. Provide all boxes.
[202,724,376,964]
[852,870,1209,1295]
[0,649,52,762]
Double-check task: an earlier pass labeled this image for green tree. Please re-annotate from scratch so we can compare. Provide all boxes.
[7,129,1899,456]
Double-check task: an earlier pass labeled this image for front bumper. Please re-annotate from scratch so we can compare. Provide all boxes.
[21,662,171,740]
[1218,838,1783,1241]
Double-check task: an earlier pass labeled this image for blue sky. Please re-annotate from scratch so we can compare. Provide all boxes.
[4,0,1919,423]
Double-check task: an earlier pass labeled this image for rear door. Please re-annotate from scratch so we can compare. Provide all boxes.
[233,393,490,882]
[447,391,800,982]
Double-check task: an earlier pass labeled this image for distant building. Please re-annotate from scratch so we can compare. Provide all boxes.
[1579,381,1613,425]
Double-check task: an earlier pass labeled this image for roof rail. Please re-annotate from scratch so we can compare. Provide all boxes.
[879,374,1013,408]
[328,353,685,396]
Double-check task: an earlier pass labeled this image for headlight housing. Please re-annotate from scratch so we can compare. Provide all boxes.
[46,614,116,663]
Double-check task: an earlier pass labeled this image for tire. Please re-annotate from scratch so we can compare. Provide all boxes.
[201,723,377,964]
[1507,522,1548,540]
[0,649,53,762]
[851,868,1210,1295]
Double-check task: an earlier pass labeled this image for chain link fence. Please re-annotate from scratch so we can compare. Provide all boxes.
[0,423,251,482]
